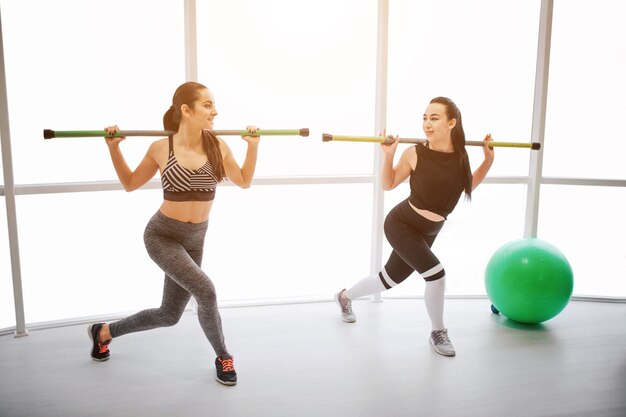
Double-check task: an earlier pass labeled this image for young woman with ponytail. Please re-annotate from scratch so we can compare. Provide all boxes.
[335,97,494,356]
[88,81,259,385]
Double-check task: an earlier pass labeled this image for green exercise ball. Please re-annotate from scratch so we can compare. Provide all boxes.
[485,238,574,324]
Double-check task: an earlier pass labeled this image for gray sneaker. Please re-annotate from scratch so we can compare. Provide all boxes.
[429,329,456,356]
[335,289,356,323]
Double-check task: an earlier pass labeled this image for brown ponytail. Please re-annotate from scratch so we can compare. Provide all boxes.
[164,82,226,182]
[163,105,179,133]
[429,97,473,201]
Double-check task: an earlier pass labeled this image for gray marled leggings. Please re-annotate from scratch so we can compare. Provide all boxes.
[108,210,228,357]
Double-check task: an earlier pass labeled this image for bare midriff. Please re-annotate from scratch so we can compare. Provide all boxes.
[408,200,445,222]
[159,200,213,224]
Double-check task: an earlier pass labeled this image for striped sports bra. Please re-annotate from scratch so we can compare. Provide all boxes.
[161,136,218,202]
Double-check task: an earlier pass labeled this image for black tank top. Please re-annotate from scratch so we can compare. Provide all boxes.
[408,143,465,219]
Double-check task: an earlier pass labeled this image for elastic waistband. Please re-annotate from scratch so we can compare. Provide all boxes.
[401,199,445,224]
[150,210,209,231]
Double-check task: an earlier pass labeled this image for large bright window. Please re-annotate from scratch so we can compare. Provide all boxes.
[387,0,540,177]
[1,0,185,324]
[197,0,378,176]
[0,200,14,329]
[16,191,165,323]
[2,0,625,330]
[15,184,373,322]
[538,0,626,298]
[538,186,626,297]
[1,0,185,184]
[544,0,626,179]
[205,184,373,301]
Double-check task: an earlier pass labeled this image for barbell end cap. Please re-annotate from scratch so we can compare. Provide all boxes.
[300,128,310,137]
[322,133,332,142]
[531,142,541,150]
[43,129,55,139]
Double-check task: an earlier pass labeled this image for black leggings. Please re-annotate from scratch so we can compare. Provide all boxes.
[108,211,228,357]
[380,199,446,287]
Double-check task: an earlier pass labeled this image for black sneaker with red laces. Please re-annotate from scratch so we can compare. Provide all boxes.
[215,356,237,386]
[87,323,111,362]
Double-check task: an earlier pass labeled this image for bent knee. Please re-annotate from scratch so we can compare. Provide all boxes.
[193,282,218,305]
[421,264,446,282]
[158,309,185,327]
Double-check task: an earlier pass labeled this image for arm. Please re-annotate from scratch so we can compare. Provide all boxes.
[380,138,414,191]
[471,134,495,190]
[220,126,260,188]
[104,126,160,192]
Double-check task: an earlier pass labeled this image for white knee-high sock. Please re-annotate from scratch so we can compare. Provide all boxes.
[424,276,446,331]
[346,274,387,300]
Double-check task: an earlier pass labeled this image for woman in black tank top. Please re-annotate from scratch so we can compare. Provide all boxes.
[335,97,495,357]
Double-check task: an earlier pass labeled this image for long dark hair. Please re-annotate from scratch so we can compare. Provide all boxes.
[430,96,472,200]
[163,81,226,182]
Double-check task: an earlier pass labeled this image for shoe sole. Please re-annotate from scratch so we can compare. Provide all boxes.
[335,294,356,323]
[429,338,456,357]
[215,377,237,386]
[87,324,110,362]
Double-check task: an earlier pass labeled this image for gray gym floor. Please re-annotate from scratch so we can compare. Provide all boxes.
[1,298,625,417]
